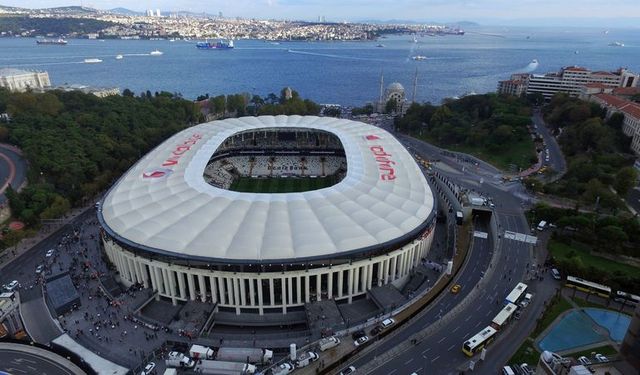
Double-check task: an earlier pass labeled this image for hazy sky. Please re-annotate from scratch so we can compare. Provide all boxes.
[5,0,640,25]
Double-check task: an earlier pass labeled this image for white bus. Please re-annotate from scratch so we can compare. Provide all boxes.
[505,283,528,305]
[491,303,518,330]
[614,291,640,306]
[462,326,497,357]
[566,276,611,298]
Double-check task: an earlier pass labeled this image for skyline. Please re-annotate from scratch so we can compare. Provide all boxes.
[2,0,640,27]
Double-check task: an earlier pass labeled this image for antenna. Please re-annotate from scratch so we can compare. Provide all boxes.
[412,67,418,103]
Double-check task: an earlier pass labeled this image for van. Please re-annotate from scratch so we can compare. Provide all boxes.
[502,366,516,375]
[381,318,395,328]
[551,268,561,280]
[537,221,547,231]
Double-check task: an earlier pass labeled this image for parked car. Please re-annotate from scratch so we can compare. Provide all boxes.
[450,284,461,294]
[45,249,55,258]
[354,336,369,347]
[595,354,608,363]
[351,330,366,340]
[577,356,592,366]
[339,366,356,375]
[551,268,561,280]
[381,318,395,328]
[35,265,44,274]
[140,361,156,375]
[5,280,19,291]
[520,363,532,374]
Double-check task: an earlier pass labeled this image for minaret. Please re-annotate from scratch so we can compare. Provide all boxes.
[378,70,384,111]
[412,67,418,103]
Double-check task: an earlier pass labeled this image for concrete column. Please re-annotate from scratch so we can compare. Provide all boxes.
[367,264,373,290]
[239,278,247,306]
[249,278,255,306]
[132,260,142,284]
[234,278,241,314]
[218,276,226,305]
[198,274,206,302]
[149,265,158,290]
[209,276,218,304]
[296,276,302,304]
[287,277,293,305]
[166,269,177,305]
[377,260,383,287]
[269,278,275,306]
[348,268,354,303]
[383,258,390,284]
[177,272,187,300]
[187,273,196,301]
[304,275,310,303]
[328,271,333,299]
[391,256,397,280]
[155,267,164,294]
[257,279,264,315]
[338,270,344,298]
[281,277,287,314]
[226,278,235,306]
[141,263,150,288]
[316,274,322,302]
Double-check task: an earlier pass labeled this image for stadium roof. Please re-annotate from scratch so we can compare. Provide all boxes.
[99,116,434,263]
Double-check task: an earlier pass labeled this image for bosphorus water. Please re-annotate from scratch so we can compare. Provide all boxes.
[2,26,639,105]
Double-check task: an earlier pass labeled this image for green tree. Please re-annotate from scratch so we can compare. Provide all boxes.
[385,99,398,114]
[614,167,638,196]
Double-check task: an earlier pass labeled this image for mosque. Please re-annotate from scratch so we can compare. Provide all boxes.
[374,70,418,115]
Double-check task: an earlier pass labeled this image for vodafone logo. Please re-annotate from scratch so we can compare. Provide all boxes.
[142,168,174,179]
[364,134,381,141]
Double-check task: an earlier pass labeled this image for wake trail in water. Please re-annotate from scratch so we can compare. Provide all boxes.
[0,53,150,61]
[515,60,539,73]
[287,49,388,62]
[8,61,86,67]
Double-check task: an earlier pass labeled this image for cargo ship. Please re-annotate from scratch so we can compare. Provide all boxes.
[196,40,234,49]
[36,38,68,45]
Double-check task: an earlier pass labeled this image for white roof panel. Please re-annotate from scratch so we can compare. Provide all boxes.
[100,116,434,262]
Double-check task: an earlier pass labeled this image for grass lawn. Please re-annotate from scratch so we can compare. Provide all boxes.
[509,339,540,367]
[549,240,640,278]
[531,295,573,338]
[415,134,537,171]
[230,176,337,193]
[564,345,618,359]
[571,297,605,309]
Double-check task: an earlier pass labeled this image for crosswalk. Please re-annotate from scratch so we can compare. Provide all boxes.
[503,230,537,244]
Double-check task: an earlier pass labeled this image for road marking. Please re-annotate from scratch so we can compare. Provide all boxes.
[438,336,446,343]
[447,344,456,351]
[464,315,472,322]
[431,355,440,363]
[476,305,482,312]
[485,310,492,317]
[389,370,397,375]
[475,321,482,327]
[405,358,414,365]
[422,348,431,355]
[453,326,460,332]
[415,368,423,374]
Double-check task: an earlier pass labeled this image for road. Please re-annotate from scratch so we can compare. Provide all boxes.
[0,144,27,204]
[335,126,549,375]
[0,342,85,375]
[532,109,566,180]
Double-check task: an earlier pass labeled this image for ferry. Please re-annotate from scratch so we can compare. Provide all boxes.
[116,54,123,60]
[36,38,68,45]
[150,50,163,55]
[84,58,102,64]
[608,41,624,47]
[196,40,234,50]
[412,55,427,61]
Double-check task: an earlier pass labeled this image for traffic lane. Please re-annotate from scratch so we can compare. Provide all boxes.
[350,218,492,369]
[0,145,27,203]
[0,349,76,375]
[532,111,565,174]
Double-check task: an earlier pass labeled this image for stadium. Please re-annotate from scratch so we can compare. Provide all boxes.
[98,115,436,315]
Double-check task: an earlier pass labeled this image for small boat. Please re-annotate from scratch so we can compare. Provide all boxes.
[116,54,123,60]
[531,59,538,64]
[412,36,418,43]
[608,41,624,47]
[270,41,280,45]
[376,43,385,48]
[150,49,163,55]
[574,50,579,55]
[169,38,176,42]
[84,58,102,64]
[412,55,427,61]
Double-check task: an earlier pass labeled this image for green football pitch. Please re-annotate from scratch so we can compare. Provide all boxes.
[230,176,339,193]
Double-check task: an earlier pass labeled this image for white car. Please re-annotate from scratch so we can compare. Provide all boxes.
[45,249,55,257]
[35,265,44,274]
[5,280,19,291]
[577,356,591,366]
[381,318,395,328]
[276,362,293,374]
[595,353,608,363]
[339,366,356,375]
[354,336,369,346]
[140,362,155,375]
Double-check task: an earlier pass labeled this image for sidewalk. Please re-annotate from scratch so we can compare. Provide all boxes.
[0,203,95,271]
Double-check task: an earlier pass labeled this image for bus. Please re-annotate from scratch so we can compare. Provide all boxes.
[491,303,518,330]
[614,291,640,306]
[565,276,611,298]
[505,283,528,305]
[462,326,497,357]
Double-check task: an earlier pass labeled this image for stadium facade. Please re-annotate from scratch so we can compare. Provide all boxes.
[98,116,435,315]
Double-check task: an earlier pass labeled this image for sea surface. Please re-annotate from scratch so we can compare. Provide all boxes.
[1,26,640,105]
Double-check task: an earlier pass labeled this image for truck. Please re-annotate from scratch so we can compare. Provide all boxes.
[470,197,485,206]
[295,351,319,368]
[318,336,340,351]
[194,360,256,375]
[189,344,215,360]
[215,347,273,365]
[165,351,195,368]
